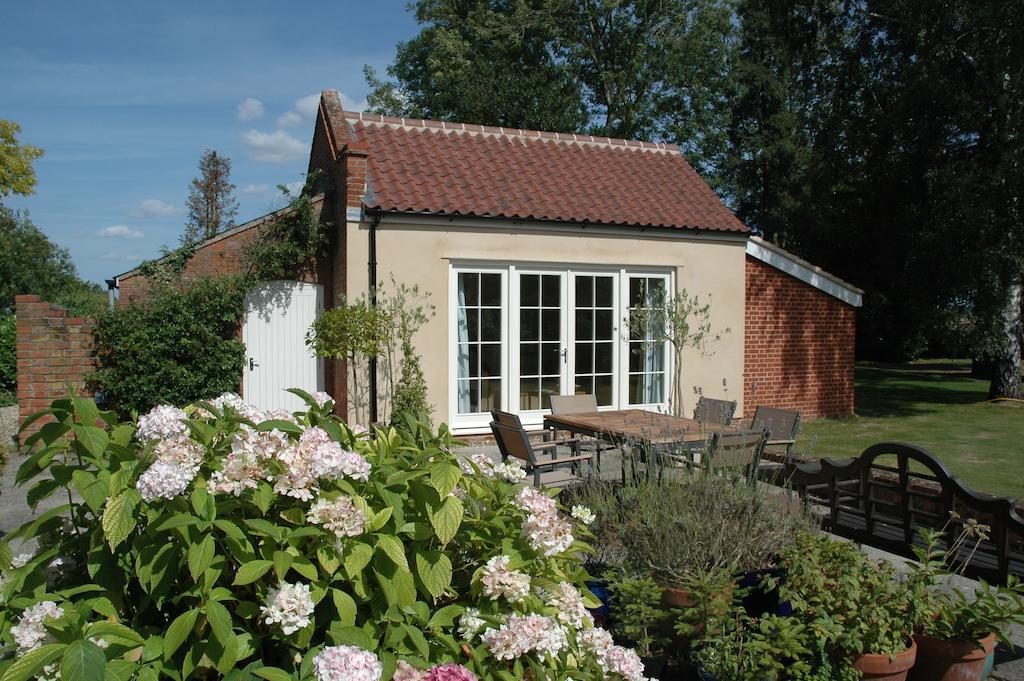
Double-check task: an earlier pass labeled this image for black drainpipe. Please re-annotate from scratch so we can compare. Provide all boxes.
[368,210,381,425]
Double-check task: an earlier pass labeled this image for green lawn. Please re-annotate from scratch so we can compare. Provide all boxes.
[798,360,1024,499]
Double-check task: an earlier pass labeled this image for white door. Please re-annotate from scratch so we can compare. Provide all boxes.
[242,281,324,412]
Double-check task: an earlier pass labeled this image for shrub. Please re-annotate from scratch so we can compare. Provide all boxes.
[390,340,431,428]
[89,277,247,416]
[0,392,644,680]
[0,314,14,406]
[573,475,812,585]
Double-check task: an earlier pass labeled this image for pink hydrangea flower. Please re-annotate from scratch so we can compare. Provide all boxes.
[136,460,197,502]
[545,581,592,628]
[307,495,367,538]
[479,555,531,602]
[392,660,426,681]
[481,614,567,660]
[311,391,333,407]
[312,645,383,681]
[135,404,188,441]
[604,645,647,681]
[424,663,478,681]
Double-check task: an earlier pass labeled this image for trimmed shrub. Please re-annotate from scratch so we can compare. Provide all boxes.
[89,277,247,416]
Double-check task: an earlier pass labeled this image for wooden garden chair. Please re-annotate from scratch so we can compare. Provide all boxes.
[693,396,738,426]
[489,410,593,488]
[548,394,608,473]
[749,406,801,465]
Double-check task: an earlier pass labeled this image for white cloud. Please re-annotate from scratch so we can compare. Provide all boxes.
[242,129,307,163]
[276,110,303,128]
[241,183,270,195]
[275,90,366,129]
[100,252,143,262]
[96,224,144,239]
[131,198,176,219]
[237,97,265,122]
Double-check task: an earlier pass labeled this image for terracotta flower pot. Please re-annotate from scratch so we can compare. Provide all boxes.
[908,633,997,681]
[661,586,697,608]
[852,639,918,681]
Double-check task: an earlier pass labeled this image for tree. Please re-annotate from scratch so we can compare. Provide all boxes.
[0,205,104,316]
[0,120,43,197]
[182,149,238,244]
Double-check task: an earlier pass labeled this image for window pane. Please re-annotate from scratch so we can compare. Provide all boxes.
[480,309,501,341]
[646,343,665,372]
[575,309,593,340]
[460,273,479,306]
[456,347,471,380]
[480,379,501,411]
[468,344,480,378]
[520,342,539,376]
[541,343,560,375]
[541,275,560,307]
[648,278,666,304]
[575,376,593,396]
[595,342,613,374]
[480,344,501,377]
[481,274,502,306]
[595,310,613,340]
[520,310,539,341]
[466,308,479,342]
[468,380,481,412]
[575,342,593,374]
[595,276,614,307]
[629,278,644,307]
[541,309,560,341]
[575,276,593,307]
[520,379,540,410]
[595,375,613,406]
[540,377,560,408]
[629,343,643,372]
[520,274,539,307]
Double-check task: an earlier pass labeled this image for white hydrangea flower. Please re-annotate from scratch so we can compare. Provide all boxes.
[10,601,64,652]
[153,435,205,469]
[580,626,615,657]
[260,581,315,635]
[514,487,574,557]
[307,495,367,539]
[458,607,486,640]
[272,427,370,499]
[313,645,383,681]
[210,427,288,496]
[135,404,188,441]
[481,614,568,660]
[491,461,527,482]
[570,505,596,525]
[545,582,592,629]
[604,645,648,681]
[311,391,333,407]
[480,555,531,603]
[136,460,197,502]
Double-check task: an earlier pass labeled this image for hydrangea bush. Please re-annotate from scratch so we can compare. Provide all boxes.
[0,391,648,681]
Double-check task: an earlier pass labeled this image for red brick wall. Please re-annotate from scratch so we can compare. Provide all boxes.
[15,295,97,442]
[743,255,856,419]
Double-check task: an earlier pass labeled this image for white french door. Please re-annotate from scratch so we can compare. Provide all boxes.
[449,263,671,431]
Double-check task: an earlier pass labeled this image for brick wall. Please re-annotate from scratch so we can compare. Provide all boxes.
[15,295,97,442]
[743,255,856,419]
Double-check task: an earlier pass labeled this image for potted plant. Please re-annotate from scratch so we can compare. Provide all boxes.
[907,522,1024,681]
[781,533,918,680]
[606,572,675,677]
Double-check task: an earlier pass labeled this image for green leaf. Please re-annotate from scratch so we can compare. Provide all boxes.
[233,559,274,586]
[272,551,293,581]
[415,551,453,601]
[329,626,374,651]
[427,604,465,630]
[429,462,462,498]
[72,470,109,513]
[0,643,66,681]
[60,640,106,681]
[72,397,100,427]
[331,589,357,627]
[344,542,373,580]
[205,600,234,648]
[256,419,303,436]
[252,482,275,515]
[102,489,141,550]
[253,667,294,681]
[85,622,144,647]
[366,507,393,532]
[164,609,200,660]
[72,424,108,459]
[375,534,408,570]
[317,546,341,576]
[428,496,463,546]
[291,557,318,581]
[188,535,216,582]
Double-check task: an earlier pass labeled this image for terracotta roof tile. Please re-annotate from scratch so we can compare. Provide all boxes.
[343,111,748,233]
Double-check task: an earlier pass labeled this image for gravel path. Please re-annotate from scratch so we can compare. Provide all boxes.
[1,404,17,448]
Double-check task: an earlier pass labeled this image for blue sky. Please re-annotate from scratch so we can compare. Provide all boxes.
[2,1,419,284]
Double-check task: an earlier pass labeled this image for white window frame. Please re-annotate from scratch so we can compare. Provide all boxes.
[448,261,673,432]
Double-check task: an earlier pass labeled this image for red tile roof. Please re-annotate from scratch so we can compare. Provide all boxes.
[337,109,748,233]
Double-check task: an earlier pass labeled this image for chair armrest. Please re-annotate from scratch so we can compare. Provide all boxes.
[533,454,594,467]
[534,438,580,449]
[766,439,796,446]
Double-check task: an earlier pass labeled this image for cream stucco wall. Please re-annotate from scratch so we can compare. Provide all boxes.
[345,215,747,431]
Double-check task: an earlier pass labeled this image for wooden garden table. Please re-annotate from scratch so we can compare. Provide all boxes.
[543,408,740,449]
